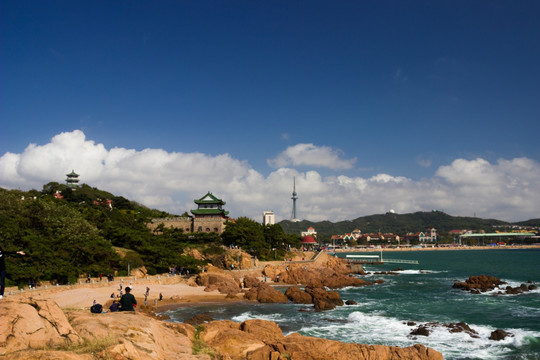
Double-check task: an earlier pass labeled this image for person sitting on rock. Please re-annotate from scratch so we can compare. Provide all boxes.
[119,286,137,311]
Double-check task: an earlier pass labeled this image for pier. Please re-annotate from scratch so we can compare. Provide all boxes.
[345,251,419,265]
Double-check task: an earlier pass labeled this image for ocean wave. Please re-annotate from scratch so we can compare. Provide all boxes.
[297,311,540,360]
[231,311,284,323]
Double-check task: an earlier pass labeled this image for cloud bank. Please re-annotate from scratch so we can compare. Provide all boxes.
[1,130,539,222]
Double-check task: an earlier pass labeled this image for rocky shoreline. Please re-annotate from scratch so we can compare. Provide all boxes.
[0,251,445,359]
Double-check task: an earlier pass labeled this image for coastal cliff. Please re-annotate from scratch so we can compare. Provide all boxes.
[1,298,443,360]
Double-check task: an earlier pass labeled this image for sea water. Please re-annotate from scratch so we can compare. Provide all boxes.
[163,249,540,359]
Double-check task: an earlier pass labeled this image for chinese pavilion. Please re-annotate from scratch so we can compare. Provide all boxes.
[191,192,229,233]
[147,192,230,234]
[65,170,80,188]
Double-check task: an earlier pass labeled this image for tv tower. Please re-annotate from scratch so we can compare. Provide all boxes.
[291,177,300,222]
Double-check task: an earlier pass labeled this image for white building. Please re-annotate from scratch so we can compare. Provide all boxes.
[301,226,317,238]
[263,211,275,226]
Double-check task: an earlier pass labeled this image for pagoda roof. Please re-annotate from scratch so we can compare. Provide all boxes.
[191,209,229,216]
[66,170,79,176]
[194,192,226,205]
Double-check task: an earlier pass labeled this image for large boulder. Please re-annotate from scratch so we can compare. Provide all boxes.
[243,275,261,288]
[285,286,313,304]
[244,283,288,303]
[305,286,343,311]
[268,260,376,289]
[0,298,83,355]
[68,309,201,359]
[195,272,240,295]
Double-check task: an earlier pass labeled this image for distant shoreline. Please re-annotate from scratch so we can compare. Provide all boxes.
[332,244,540,253]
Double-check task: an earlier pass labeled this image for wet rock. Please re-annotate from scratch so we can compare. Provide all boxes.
[453,275,506,293]
[489,329,514,341]
[445,322,479,338]
[406,321,417,326]
[410,325,430,336]
[528,284,537,290]
[345,299,358,305]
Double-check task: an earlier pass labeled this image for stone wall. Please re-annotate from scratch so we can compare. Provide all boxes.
[147,216,227,234]
[147,217,193,233]
[193,216,227,234]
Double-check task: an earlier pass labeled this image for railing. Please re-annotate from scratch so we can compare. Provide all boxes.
[382,259,419,264]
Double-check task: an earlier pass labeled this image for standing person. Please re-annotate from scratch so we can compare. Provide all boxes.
[119,286,137,311]
[0,245,25,299]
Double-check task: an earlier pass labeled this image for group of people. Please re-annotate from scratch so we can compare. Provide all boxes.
[106,286,137,312]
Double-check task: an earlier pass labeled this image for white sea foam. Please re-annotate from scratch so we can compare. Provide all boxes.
[232,311,283,323]
[397,269,444,275]
[297,311,540,360]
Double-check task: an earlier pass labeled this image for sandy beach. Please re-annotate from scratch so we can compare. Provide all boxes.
[5,273,235,311]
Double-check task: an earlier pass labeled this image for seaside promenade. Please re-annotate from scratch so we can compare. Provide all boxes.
[332,244,540,253]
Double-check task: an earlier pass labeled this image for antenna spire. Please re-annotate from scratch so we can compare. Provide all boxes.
[291,176,299,222]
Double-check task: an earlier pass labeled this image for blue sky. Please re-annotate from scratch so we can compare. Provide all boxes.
[1,1,539,222]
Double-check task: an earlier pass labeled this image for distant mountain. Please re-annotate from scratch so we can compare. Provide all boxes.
[513,219,540,227]
[278,211,511,240]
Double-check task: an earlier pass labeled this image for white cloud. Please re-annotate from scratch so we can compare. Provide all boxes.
[267,143,357,170]
[1,130,539,223]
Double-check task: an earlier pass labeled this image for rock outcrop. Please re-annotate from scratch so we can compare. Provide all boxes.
[285,286,313,304]
[0,298,83,355]
[200,319,444,360]
[305,286,344,311]
[453,275,537,295]
[1,298,444,360]
[195,272,240,295]
[269,262,374,289]
[453,275,506,293]
[244,283,289,303]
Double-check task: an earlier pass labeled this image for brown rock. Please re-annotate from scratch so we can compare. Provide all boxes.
[285,286,313,304]
[305,286,343,311]
[195,272,240,295]
[489,329,513,341]
[0,298,83,355]
[199,320,265,359]
[246,331,443,360]
[240,319,285,342]
[250,283,289,303]
[453,275,505,293]
[243,275,261,288]
[445,322,479,338]
[184,313,215,326]
[410,325,430,336]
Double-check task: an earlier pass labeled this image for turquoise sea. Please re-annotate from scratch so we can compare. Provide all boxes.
[164,249,540,359]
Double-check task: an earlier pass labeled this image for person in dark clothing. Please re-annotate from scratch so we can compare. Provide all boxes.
[109,299,120,312]
[0,245,25,299]
[119,286,137,311]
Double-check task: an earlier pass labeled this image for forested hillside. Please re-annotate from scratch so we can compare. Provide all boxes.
[0,183,300,288]
[0,184,210,286]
